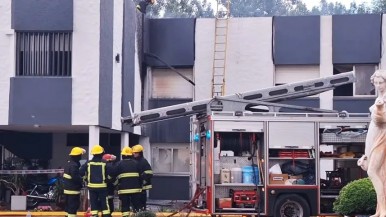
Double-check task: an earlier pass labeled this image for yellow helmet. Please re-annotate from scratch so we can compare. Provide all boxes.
[121,147,133,156]
[132,144,144,153]
[91,145,104,155]
[69,147,86,156]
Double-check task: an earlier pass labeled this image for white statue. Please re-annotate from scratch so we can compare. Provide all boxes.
[358,69,386,217]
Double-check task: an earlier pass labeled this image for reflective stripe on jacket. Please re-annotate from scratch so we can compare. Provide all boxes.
[135,157,153,190]
[114,159,142,194]
[80,157,109,189]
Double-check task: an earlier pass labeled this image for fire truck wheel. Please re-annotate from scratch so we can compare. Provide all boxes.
[273,194,310,217]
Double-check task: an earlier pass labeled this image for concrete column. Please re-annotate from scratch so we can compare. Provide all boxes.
[88,125,100,160]
[121,132,129,150]
[380,14,386,70]
[319,16,334,110]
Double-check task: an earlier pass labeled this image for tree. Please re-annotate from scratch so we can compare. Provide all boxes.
[141,0,377,18]
[372,0,386,13]
[288,1,310,16]
[144,0,214,18]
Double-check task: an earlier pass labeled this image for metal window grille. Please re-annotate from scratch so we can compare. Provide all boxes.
[15,32,72,76]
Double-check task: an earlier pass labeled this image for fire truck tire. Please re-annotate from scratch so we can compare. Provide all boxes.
[273,194,310,217]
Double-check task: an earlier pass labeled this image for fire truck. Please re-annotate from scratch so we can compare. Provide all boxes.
[122,71,370,216]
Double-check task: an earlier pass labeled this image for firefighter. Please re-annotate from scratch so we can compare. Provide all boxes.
[80,145,111,217]
[64,147,86,217]
[136,0,156,13]
[132,144,153,210]
[102,153,117,213]
[114,147,142,215]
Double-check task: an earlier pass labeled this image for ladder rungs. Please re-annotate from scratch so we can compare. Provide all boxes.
[215,35,226,43]
[214,60,225,68]
[215,28,227,36]
[214,67,225,75]
[214,55,225,60]
[216,19,228,26]
[215,44,226,52]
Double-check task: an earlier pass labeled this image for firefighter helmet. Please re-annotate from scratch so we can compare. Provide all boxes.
[91,145,104,155]
[132,144,144,153]
[103,154,116,161]
[69,147,86,156]
[121,147,133,156]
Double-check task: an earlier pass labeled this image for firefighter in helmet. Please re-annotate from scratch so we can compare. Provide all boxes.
[80,145,112,217]
[136,0,156,13]
[132,144,153,210]
[64,147,86,217]
[102,153,117,213]
[113,147,142,215]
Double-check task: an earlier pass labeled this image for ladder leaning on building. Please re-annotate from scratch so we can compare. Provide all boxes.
[212,0,230,97]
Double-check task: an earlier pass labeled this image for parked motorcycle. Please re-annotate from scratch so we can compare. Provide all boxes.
[26,177,62,208]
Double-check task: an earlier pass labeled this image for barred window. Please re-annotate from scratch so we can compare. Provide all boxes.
[16,32,72,76]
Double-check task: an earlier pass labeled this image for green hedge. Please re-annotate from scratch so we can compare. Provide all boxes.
[333,178,376,216]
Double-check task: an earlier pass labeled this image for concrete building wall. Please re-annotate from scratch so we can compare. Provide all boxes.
[226,18,274,95]
[111,0,124,131]
[319,16,334,110]
[380,14,386,70]
[72,0,101,125]
[0,0,13,125]
[194,19,215,100]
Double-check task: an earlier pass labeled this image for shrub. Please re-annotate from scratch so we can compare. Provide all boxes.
[333,178,376,216]
[135,211,156,217]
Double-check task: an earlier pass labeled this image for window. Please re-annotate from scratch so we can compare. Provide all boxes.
[151,68,193,98]
[151,144,190,174]
[333,64,377,96]
[16,32,72,76]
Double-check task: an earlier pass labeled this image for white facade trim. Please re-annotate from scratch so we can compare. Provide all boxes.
[380,14,386,70]
[72,0,101,125]
[133,34,142,135]
[112,0,124,131]
[226,18,274,95]
[319,16,333,110]
[0,0,13,125]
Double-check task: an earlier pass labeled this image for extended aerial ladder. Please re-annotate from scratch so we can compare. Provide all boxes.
[122,72,355,126]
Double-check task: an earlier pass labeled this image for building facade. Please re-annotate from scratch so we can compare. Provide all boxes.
[0,0,384,200]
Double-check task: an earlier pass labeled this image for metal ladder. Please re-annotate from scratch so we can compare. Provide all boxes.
[212,0,230,97]
[122,72,356,126]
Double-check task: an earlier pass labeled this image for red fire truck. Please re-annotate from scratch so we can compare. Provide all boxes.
[123,71,370,216]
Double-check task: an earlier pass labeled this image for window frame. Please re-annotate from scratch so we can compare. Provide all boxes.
[151,143,190,176]
[15,31,72,77]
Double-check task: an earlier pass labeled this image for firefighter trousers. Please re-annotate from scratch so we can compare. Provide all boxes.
[107,195,114,213]
[139,191,147,210]
[89,189,111,217]
[64,194,80,217]
[119,193,141,216]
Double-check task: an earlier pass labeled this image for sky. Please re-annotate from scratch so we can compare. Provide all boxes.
[302,0,371,9]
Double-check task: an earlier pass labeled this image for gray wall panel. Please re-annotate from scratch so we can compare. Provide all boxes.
[147,99,191,143]
[333,14,381,64]
[278,98,320,112]
[9,77,72,125]
[274,16,320,65]
[121,0,137,132]
[333,98,373,113]
[145,18,195,67]
[149,175,190,200]
[99,0,114,128]
[12,0,73,31]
